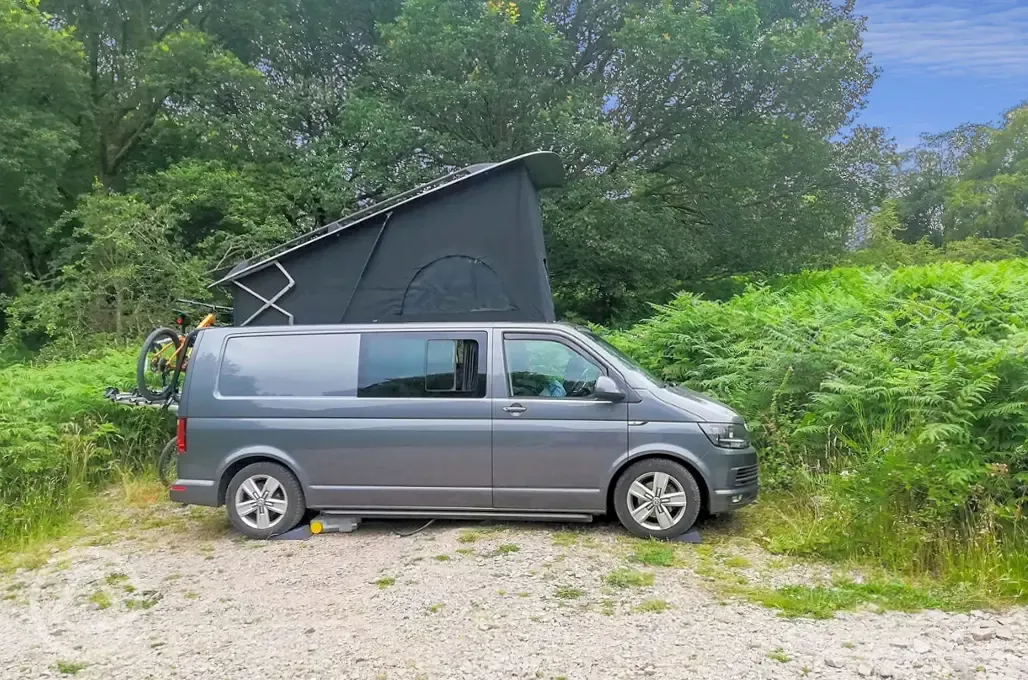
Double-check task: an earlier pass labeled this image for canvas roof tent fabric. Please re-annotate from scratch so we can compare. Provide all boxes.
[210,151,563,326]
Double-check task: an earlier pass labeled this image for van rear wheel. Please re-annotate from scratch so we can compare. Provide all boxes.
[613,458,702,539]
[225,462,306,539]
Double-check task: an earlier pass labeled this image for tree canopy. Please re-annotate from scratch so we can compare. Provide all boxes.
[894,104,1028,246]
[0,0,928,347]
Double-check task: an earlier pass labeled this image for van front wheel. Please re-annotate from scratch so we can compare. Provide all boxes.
[613,458,702,539]
[225,462,306,539]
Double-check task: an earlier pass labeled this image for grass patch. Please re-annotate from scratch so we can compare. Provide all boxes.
[124,591,162,610]
[55,661,88,675]
[743,493,1028,609]
[0,349,171,547]
[767,648,790,663]
[376,576,396,589]
[455,548,474,556]
[554,586,585,600]
[494,543,520,555]
[1,480,187,574]
[722,555,751,569]
[425,602,444,613]
[104,572,128,586]
[87,589,111,609]
[432,554,450,562]
[552,530,579,547]
[631,539,678,567]
[457,529,482,543]
[603,568,655,589]
[633,598,670,613]
[184,591,199,600]
[739,577,990,619]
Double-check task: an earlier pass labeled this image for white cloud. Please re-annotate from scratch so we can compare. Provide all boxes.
[859,0,1028,79]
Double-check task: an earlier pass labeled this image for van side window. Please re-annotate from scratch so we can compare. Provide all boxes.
[358,332,486,398]
[503,338,603,399]
[218,334,359,397]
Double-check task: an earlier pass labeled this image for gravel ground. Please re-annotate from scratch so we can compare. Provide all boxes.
[1,501,1026,680]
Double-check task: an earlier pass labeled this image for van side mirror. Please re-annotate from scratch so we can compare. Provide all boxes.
[594,376,625,402]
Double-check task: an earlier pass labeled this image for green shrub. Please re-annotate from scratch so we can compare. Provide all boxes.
[0,349,171,546]
[610,259,1028,590]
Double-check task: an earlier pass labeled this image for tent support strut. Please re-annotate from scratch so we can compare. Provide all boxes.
[340,212,392,322]
[234,261,296,326]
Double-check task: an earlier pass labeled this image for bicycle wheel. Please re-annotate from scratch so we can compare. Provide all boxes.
[137,327,182,401]
[157,437,178,486]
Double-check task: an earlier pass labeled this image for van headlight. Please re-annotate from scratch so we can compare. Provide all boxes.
[699,422,750,449]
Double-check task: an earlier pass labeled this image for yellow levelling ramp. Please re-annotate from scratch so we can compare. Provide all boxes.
[309,515,360,534]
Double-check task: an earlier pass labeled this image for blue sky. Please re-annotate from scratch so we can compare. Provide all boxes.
[856,0,1028,148]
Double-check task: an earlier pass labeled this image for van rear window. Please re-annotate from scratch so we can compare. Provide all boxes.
[358,332,486,398]
[218,334,359,397]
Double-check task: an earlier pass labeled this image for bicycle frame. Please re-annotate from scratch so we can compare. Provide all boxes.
[152,312,217,370]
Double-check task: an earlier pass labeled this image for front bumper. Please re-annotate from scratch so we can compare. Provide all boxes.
[169,478,219,506]
[708,484,758,514]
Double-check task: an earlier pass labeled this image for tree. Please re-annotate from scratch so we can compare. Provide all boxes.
[363,0,889,321]
[0,0,89,300]
[893,124,990,245]
[1,0,906,345]
[2,190,206,349]
[40,0,266,187]
[944,105,1028,241]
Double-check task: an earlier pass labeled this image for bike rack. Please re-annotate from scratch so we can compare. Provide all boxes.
[103,387,178,413]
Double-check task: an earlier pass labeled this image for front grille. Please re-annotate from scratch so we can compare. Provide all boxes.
[730,464,759,487]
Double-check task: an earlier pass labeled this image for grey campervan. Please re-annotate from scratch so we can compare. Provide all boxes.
[170,322,758,539]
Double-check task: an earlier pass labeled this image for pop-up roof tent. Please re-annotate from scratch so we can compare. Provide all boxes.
[210,151,564,326]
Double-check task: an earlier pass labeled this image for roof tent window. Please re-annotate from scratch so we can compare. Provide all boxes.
[358,332,487,398]
[402,255,515,316]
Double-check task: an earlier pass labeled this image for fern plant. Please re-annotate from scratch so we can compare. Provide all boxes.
[608,259,1028,583]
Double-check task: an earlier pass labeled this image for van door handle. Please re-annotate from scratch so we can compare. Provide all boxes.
[503,403,527,415]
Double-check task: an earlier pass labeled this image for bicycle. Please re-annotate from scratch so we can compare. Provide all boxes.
[136,300,231,402]
[157,436,177,486]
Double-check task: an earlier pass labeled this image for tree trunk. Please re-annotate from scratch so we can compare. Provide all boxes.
[114,288,123,336]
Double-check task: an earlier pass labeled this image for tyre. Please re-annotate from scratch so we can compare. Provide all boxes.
[137,327,181,401]
[613,458,702,539]
[157,437,177,486]
[225,462,306,539]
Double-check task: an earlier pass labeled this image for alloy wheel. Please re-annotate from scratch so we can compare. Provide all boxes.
[625,471,688,531]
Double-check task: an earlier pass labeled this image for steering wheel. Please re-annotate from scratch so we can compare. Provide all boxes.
[566,366,594,397]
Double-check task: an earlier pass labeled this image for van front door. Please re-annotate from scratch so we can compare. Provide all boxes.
[491,332,629,512]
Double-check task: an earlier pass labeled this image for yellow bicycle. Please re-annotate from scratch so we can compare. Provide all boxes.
[136,300,230,401]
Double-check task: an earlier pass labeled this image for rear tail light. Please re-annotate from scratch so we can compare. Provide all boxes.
[176,417,187,454]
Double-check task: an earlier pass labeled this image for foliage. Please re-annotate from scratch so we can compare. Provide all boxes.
[846,200,1025,268]
[2,0,891,340]
[945,106,1028,241]
[366,0,890,322]
[740,577,992,619]
[0,0,89,303]
[0,349,171,546]
[2,191,207,352]
[894,104,1028,246]
[610,259,1028,583]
